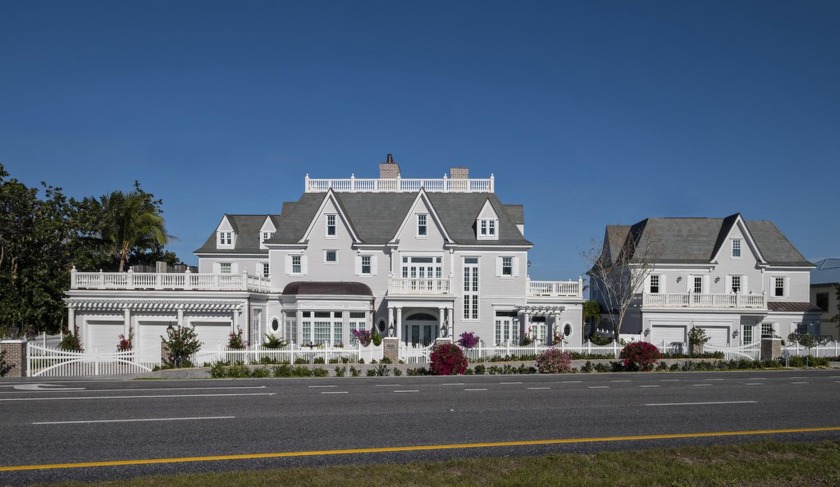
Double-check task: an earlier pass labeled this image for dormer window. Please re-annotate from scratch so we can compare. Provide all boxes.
[732,239,741,258]
[261,232,273,243]
[218,231,233,247]
[326,214,336,237]
[417,214,428,237]
[478,218,498,240]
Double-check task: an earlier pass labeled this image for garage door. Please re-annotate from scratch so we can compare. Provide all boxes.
[700,327,729,347]
[651,325,686,352]
[192,322,231,351]
[136,323,169,365]
[86,322,123,353]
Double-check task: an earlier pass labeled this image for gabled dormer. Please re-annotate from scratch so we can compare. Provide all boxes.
[476,199,499,241]
[299,189,361,244]
[259,216,278,249]
[216,215,237,250]
[710,213,767,266]
[389,189,453,247]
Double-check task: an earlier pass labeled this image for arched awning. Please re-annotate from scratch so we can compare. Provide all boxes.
[282,281,373,296]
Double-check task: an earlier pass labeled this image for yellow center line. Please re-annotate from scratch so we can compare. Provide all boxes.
[3,426,839,472]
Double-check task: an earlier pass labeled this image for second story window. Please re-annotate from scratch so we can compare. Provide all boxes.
[774,277,785,297]
[261,263,270,278]
[361,255,371,275]
[326,214,336,237]
[732,239,741,258]
[219,262,231,274]
[478,218,498,239]
[649,275,660,294]
[292,255,302,274]
[731,275,741,294]
[502,257,512,276]
[325,250,337,263]
[417,214,427,237]
[693,276,703,294]
[218,231,232,246]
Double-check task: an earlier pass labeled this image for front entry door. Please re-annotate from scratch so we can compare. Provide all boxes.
[406,321,438,346]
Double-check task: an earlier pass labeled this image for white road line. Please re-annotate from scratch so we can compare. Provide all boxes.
[0,392,275,402]
[746,378,767,380]
[375,384,403,387]
[441,383,465,386]
[640,385,660,388]
[789,377,807,379]
[321,391,348,395]
[693,384,712,387]
[611,380,630,383]
[646,401,758,407]
[308,385,337,388]
[527,387,550,390]
[560,380,582,384]
[393,390,419,393]
[588,386,609,389]
[745,383,763,386]
[704,378,725,381]
[499,381,522,385]
[659,379,680,382]
[790,382,809,385]
[33,416,235,425]
[464,388,488,391]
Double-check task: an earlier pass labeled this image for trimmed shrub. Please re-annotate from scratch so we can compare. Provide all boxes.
[429,343,468,375]
[535,348,572,374]
[619,342,662,371]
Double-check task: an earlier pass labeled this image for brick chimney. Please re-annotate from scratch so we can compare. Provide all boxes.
[379,153,400,179]
[449,167,469,179]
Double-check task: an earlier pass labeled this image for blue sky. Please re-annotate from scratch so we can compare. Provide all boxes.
[1,1,838,279]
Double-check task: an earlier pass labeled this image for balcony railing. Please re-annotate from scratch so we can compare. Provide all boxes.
[388,277,452,295]
[70,269,272,293]
[305,175,494,193]
[643,292,767,309]
[527,278,583,298]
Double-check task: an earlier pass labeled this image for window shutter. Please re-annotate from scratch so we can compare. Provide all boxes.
[660,274,666,293]
[371,255,378,276]
[785,277,790,297]
[213,262,220,273]
[742,275,748,294]
[725,276,732,293]
[495,257,502,277]
[301,255,308,275]
[513,256,520,277]
[354,255,361,276]
[285,255,291,275]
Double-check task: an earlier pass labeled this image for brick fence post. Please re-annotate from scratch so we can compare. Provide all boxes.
[1,339,28,378]
[760,337,781,361]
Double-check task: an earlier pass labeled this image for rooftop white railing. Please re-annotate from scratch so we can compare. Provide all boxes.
[388,277,452,295]
[304,174,494,193]
[70,268,272,293]
[527,278,583,298]
[643,292,767,309]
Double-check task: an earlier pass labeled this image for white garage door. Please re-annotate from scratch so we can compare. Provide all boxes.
[192,322,231,351]
[87,322,123,353]
[700,327,729,347]
[136,323,169,365]
[651,325,686,352]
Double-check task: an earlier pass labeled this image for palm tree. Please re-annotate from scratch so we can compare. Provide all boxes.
[100,191,169,272]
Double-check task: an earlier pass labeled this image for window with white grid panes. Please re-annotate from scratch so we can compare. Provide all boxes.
[219,262,231,274]
[326,214,336,237]
[402,256,442,281]
[333,320,343,346]
[774,277,785,297]
[732,239,741,258]
[218,231,232,246]
[494,312,518,345]
[417,214,427,236]
[285,316,297,344]
[463,257,479,320]
[693,276,702,294]
[761,323,774,338]
[731,275,741,293]
[361,255,371,275]
[301,312,311,345]
[261,232,273,243]
[742,325,753,345]
[349,312,366,345]
[261,262,270,278]
[292,255,301,274]
[649,275,660,293]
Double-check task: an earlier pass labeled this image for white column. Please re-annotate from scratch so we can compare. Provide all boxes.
[177,308,184,329]
[123,309,131,338]
[67,307,75,334]
[438,307,445,338]
[448,307,454,338]
[396,307,403,342]
[296,309,303,344]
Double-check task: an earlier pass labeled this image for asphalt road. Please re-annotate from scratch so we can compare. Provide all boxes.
[1,369,839,485]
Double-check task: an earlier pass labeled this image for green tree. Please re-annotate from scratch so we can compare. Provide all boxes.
[162,326,201,368]
[0,164,74,335]
[99,188,170,272]
[583,300,601,337]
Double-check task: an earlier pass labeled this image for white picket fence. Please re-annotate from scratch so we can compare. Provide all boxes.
[462,342,622,361]
[27,343,154,377]
[400,342,435,364]
[191,342,384,366]
[782,341,840,359]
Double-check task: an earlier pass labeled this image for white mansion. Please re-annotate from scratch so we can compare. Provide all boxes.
[66,156,584,363]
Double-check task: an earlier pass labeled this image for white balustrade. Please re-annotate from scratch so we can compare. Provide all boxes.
[527,279,582,298]
[643,292,767,309]
[304,175,495,193]
[71,269,272,293]
[388,277,451,295]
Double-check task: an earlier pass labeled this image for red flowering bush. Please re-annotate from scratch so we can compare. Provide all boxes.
[351,329,372,347]
[116,334,132,352]
[429,343,468,375]
[535,348,572,373]
[619,342,661,371]
[228,327,245,350]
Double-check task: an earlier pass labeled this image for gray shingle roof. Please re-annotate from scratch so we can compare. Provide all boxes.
[602,214,812,267]
[194,215,276,254]
[270,191,531,246]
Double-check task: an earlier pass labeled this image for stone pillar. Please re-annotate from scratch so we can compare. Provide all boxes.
[383,337,399,363]
[761,338,781,361]
[0,339,28,378]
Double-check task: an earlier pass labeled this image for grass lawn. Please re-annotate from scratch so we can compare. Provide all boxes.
[41,440,840,487]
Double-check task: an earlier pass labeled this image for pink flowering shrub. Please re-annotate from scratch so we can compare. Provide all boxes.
[116,333,132,352]
[351,329,372,347]
[619,342,661,371]
[535,348,572,373]
[457,331,480,349]
[429,343,468,375]
[228,327,245,349]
